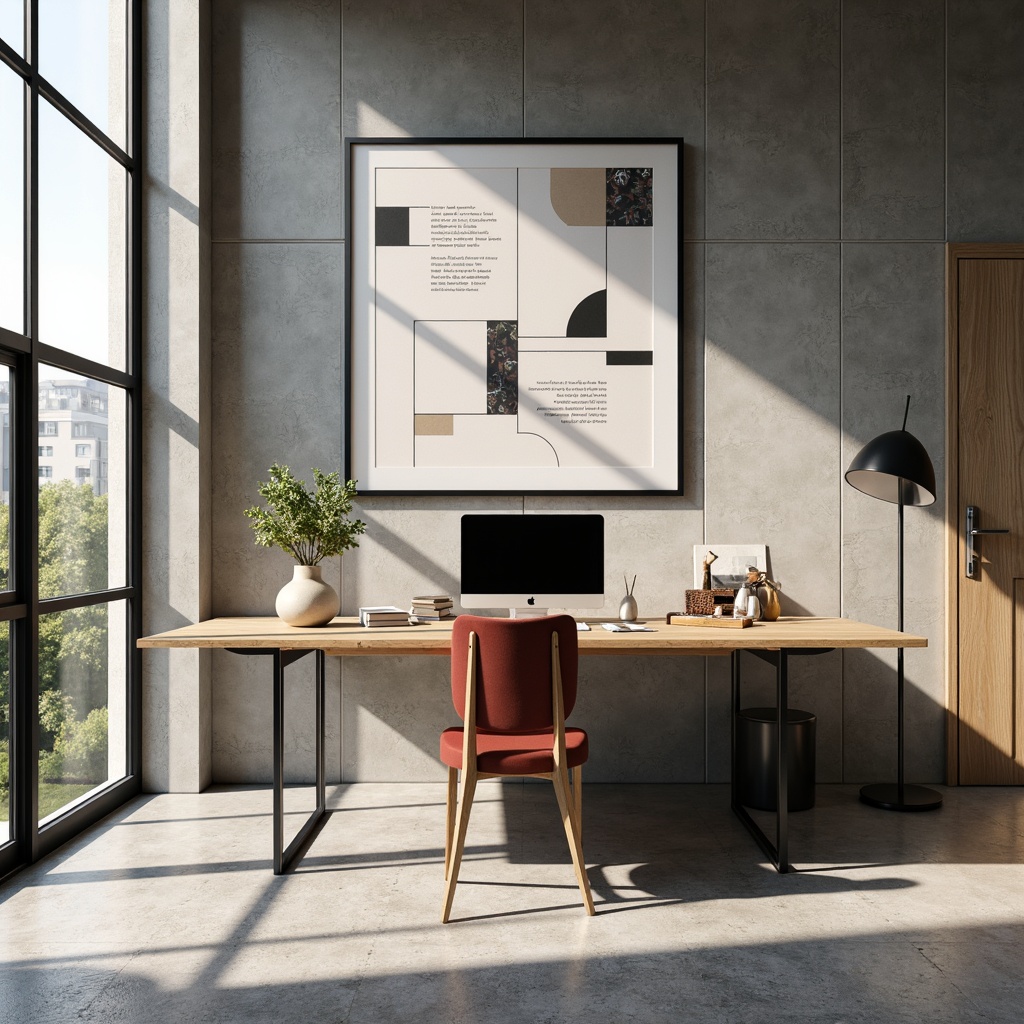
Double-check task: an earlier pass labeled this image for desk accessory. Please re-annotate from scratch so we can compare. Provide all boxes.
[694,544,768,589]
[244,464,365,627]
[733,584,754,618]
[668,614,752,628]
[359,606,412,627]
[684,588,734,615]
[701,550,718,589]
[410,595,454,622]
[845,395,941,812]
[746,567,782,620]
[619,575,638,621]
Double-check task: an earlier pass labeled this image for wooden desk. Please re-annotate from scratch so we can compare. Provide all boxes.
[139,616,926,874]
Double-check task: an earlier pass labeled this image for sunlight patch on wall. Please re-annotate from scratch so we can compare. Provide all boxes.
[355,102,412,138]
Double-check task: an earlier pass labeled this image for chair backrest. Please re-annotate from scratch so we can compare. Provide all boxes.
[450,614,579,732]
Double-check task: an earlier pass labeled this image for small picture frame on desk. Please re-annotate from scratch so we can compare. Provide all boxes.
[692,544,767,590]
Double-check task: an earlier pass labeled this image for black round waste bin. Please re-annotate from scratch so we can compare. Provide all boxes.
[736,707,816,811]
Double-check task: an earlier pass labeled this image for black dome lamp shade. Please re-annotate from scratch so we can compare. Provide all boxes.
[845,422,936,507]
[844,395,941,812]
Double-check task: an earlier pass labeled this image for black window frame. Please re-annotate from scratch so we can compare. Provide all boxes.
[0,1,141,881]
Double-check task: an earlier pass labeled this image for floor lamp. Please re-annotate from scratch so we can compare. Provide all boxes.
[845,396,942,811]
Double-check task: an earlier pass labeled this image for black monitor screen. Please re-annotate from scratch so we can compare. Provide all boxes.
[460,514,604,608]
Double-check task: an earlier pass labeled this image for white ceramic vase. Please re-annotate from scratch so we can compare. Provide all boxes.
[275,565,339,627]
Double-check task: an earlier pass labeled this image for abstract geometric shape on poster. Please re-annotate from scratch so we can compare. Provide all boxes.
[549,168,606,227]
[376,206,410,245]
[486,320,518,414]
[415,415,454,435]
[566,290,607,338]
[606,351,653,365]
[607,169,653,226]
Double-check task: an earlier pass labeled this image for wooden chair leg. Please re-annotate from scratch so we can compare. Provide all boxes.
[441,768,477,923]
[572,764,583,839]
[552,766,595,916]
[444,766,458,880]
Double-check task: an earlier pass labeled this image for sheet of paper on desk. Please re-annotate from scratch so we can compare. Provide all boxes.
[576,622,591,631]
[601,622,655,632]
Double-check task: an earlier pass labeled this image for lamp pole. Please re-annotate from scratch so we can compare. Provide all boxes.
[897,485,904,804]
[849,396,942,812]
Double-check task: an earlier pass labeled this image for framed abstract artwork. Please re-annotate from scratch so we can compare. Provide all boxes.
[345,138,683,494]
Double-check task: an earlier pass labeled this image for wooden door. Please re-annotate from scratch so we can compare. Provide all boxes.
[947,244,1024,784]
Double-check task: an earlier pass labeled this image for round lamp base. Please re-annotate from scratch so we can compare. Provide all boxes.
[860,783,942,812]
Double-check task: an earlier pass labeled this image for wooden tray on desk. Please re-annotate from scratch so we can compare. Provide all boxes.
[668,614,753,628]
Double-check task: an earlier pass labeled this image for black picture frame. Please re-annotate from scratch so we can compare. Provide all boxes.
[345,137,683,496]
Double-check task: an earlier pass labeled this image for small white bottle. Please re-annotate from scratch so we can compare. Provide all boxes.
[733,584,750,618]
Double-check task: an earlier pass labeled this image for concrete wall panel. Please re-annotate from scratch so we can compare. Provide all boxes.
[211,0,341,240]
[341,0,523,140]
[948,0,1024,241]
[707,0,840,240]
[842,0,945,240]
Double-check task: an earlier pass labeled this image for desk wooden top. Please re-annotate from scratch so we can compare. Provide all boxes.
[137,615,926,657]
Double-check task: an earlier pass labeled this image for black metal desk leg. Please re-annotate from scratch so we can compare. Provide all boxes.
[730,651,740,809]
[315,650,325,815]
[730,648,790,873]
[270,648,329,875]
[775,649,790,873]
[731,649,782,868]
[227,647,329,874]
[273,649,285,873]
[731,646,831,873]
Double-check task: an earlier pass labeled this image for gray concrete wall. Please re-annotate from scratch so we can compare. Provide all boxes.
[143,0,1024,788]
[141,0,213,792]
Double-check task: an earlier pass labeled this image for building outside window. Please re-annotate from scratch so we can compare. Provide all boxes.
[39,421,57,435]
[38,446,53,457]
[38,466,52,479]
[75,444,90,457]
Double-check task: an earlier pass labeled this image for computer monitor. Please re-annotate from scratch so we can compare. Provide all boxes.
[460,514,605,617]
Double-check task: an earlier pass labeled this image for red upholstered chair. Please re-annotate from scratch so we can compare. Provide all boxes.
[440,614,595,922]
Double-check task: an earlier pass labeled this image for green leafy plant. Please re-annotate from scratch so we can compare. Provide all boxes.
[243,464,366,566]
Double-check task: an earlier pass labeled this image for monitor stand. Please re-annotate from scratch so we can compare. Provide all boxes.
[510,607,549,619]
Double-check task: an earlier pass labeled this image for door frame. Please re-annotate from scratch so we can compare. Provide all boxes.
[944,242,1024,785]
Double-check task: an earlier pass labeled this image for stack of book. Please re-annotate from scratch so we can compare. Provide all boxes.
[409,595,454,624]
[359,605,412,628]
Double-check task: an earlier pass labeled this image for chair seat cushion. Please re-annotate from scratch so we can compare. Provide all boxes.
[440,727,589,775]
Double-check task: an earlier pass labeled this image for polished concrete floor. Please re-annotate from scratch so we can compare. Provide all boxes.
[3,783,1024,1023]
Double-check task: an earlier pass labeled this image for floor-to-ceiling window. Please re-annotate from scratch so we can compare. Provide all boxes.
[0,1,139,878]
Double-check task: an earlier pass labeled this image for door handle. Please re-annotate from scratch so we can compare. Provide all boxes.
[966,505,1010,579]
